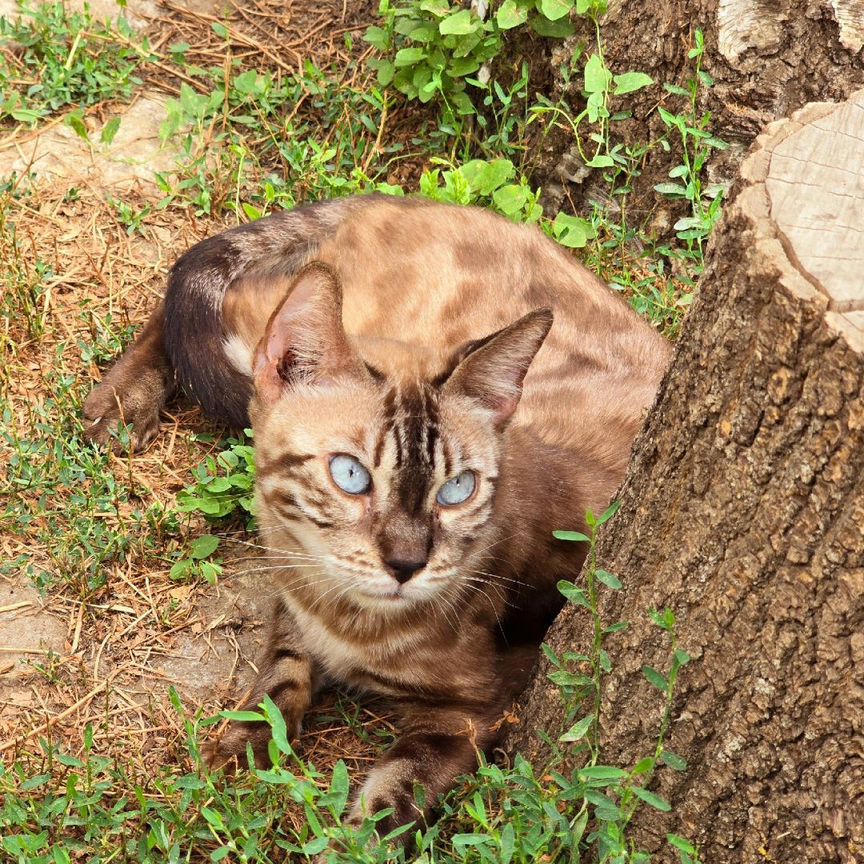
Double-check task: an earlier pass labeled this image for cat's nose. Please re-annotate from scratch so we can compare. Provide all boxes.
[384,558,427,584]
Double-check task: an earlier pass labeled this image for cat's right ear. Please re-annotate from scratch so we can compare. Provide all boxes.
[442,307,553,429]
[253,262,366,404]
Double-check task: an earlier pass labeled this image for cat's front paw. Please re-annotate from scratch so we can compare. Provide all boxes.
[83,372,163,452]
[307,780,417,864]
[204,709,304,772]
[348,759,423,837]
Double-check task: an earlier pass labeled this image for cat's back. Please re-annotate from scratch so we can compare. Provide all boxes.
[316,197,620,348]
[315,198,670,454]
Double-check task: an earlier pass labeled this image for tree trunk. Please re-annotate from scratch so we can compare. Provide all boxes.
[507,92,864,862]
[540,0,864,217]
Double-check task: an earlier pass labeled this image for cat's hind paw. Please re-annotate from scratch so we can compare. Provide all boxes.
[83,377,163,452]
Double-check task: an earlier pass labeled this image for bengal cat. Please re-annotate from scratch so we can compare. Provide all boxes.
[83,194,670,834]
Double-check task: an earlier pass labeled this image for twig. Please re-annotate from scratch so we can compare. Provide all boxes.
[0,646,58,654]
[363,99,388,174]
[0,601,32,614]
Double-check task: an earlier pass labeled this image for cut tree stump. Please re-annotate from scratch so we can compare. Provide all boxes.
[507,92,864,862]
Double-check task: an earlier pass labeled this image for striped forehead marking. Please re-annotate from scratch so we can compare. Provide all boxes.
[375,382,441,515]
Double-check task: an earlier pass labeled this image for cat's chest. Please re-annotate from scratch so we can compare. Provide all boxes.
[283,594,491,697]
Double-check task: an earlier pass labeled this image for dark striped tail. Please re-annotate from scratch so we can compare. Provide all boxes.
[163,197,369,428]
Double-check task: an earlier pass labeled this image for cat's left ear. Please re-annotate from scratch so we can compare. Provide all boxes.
[442,307,553,428]
[253,262,367,405]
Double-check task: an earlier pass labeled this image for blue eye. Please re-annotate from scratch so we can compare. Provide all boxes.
[436,470,476,506]
[329,454,372,495]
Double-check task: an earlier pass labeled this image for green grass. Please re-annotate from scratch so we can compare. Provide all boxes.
[0,0,145,125]
[0,335,179,595]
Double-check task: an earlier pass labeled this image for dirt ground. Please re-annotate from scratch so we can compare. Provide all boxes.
[1,0,391,780]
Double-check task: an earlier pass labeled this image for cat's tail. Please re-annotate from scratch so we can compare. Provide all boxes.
[164,197,367,429]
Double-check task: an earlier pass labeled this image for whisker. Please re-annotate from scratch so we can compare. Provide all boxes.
[456,581,508,643]
[225,549,329,561]
[481,550,532,581]
[219,575,337,606]
[226,553,331,566]
[459,575,517,608]
[433,581,464,632]
[220,564,326,580]
[469,532,522,558]
[316,578,363,617]
[310,577,355,612]
[219,536,325,559]
[430,592,460,636]
[466,568,532,589]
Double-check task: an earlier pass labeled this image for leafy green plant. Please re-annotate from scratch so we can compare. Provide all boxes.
[172,432,256,580]
[469,62,531,158]
[654,30,727,261]
[364,0,587,118]
[2,344,177,595]
[603,254,694,339]
[418,156,600,246]
[168,533,223,584]
[154,63,399,218]
[364,0,502,115]
[528,2,654,171]
[526,24,724,334]
[177,431,256,522]
[548,209,597,248]
[420,156,542,221]
[107,196,152,234]
[522,0,667,253]
[161,69,591,242]
[545,504,698,862]
[0,1,144,125]
[77,308,137,366]
[0,197,52,339]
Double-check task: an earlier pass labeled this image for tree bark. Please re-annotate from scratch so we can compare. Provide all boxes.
[540,0,864,218]
[507,92,864,862]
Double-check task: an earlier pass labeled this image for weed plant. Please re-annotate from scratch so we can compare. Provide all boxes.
[0,1,144,125]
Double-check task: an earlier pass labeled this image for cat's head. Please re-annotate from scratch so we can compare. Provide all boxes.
[249,262,552,611]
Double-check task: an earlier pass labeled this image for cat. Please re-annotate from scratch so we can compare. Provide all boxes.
[83,194,671,834]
